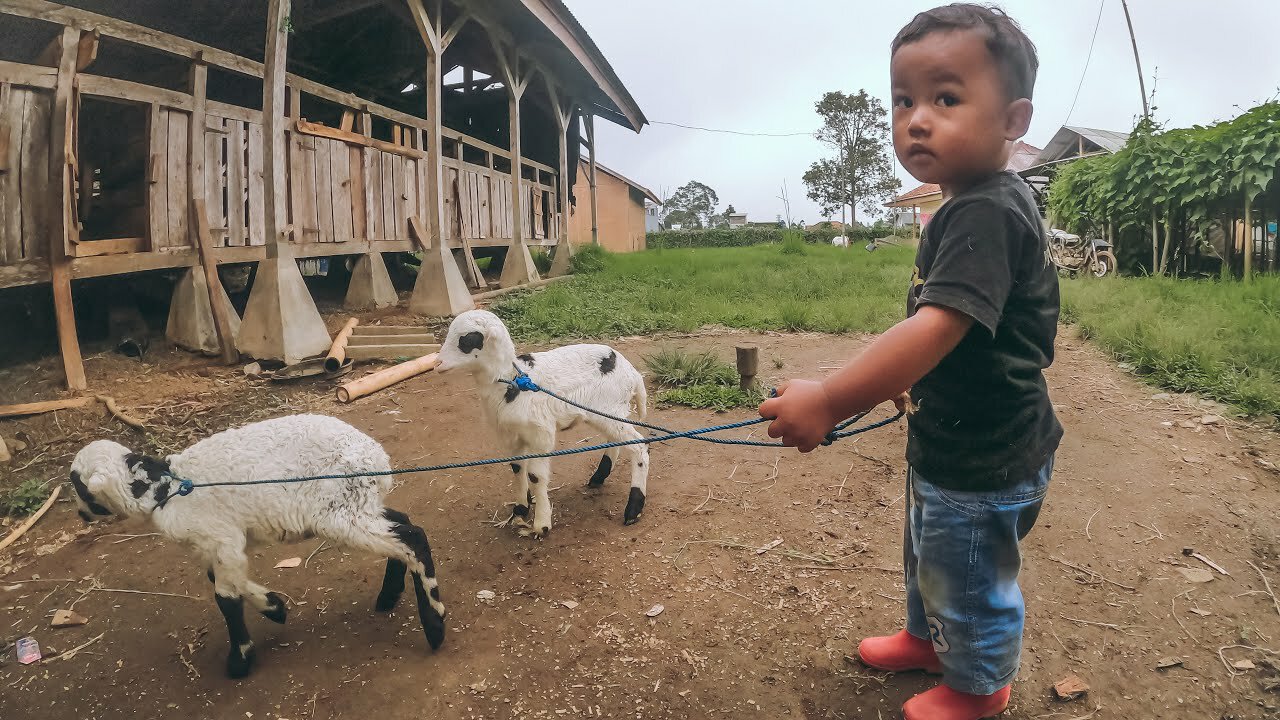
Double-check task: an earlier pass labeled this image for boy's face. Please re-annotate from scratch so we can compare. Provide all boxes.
[890,29,1032,192]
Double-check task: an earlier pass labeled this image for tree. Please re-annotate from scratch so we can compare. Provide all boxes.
[802,90,900,226]
[663,181,719,229]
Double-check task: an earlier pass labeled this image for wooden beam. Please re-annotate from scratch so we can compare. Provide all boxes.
[262,0,290,257]
[1,0,262,78]
[295,119,427,159]
[441,12,470,50]
[188,60,208,210]
[585,113,598,246]
[49,26,86,390]
[0,58,57,88]
[295,0,383,31]
[33,26,98,70]
[76,73,192,110]
[192,198,238,364]
[72,237,144,257]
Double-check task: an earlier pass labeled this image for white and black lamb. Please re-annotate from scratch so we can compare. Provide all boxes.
[436,309,650,537]
[68,414,445,679]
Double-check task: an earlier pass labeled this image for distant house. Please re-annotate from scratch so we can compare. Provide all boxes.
[885,140,1042,236]
[806,220,850,232]
[570,160,661,253]
[644,201,661,233]
[727,212,748,228]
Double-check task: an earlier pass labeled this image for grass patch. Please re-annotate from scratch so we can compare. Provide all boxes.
[2,478,51,517]
[780,229,806,255]
[1061,274,1280,419]
[656,384,763,412]
[494,243,914,340]
[530,248,552,275]
[644,348,762,411]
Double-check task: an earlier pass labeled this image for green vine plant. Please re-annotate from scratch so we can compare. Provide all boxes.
[1047,101,1279,278]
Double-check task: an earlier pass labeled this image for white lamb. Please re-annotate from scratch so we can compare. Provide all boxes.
[436,309,650,537]
[68,414,445,679]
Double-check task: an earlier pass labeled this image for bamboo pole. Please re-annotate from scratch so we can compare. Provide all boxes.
[0,397,96,418]
[1244,192,1254,283]
[325,318,360,373]
[336,353,439,403]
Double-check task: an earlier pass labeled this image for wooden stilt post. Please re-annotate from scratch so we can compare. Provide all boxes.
[236,0,332,364]
[543,75,574,277]
[483,34,538,288]
[405,0,478,314]
[49,26,86,390]
[585,113,599,247]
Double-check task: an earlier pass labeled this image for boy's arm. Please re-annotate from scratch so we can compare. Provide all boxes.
[758,304,972,452]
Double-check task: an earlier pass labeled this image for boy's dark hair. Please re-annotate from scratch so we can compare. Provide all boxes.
[892,4,1038,101]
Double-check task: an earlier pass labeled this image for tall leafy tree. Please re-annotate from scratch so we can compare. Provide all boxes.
[802,90,900,226]
[663,181,720,229]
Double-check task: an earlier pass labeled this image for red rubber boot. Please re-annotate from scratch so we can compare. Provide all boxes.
[902,684,1011,720]
[856,630,942,673]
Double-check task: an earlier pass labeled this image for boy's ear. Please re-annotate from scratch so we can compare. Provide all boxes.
[1004,98,1033,141]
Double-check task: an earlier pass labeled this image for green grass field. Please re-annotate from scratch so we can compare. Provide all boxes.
[495,245,1280,420]
[493,243,915,339]
[1061,275,1280,419]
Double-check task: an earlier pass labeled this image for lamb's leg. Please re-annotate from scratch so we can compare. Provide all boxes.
[208,543,258,679]
[336,508,446,651]
[526,456,554,537]
[587,447,620,487]
[594,421,650,525]
[375,510,410,612]
[504,460,533,527]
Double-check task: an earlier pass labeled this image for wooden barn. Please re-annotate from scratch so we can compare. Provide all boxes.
[0,0,645,387]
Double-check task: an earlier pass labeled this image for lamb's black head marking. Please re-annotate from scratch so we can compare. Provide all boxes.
[458,331,485,354]
[599,350,617,374]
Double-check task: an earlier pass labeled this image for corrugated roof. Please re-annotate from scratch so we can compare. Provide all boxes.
[1034,126,1130,164]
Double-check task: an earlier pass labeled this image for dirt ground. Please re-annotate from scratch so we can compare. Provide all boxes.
[3,314,1280,720]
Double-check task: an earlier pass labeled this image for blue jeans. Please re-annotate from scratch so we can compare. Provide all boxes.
[903,456,1053,695]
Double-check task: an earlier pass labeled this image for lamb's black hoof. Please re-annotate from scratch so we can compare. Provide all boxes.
[587,455,613,487]
[261,592,288,624]
[623,487,646,525]
[423,612,446,651]
[512,504,529,518]
[375,590,401,612]
[226,644,256,679]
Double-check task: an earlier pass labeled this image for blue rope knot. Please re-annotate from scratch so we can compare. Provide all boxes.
[176,477,195,496]
[512,370,540,393]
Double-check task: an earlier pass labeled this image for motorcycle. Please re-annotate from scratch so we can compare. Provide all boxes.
[1046,228,1116,278]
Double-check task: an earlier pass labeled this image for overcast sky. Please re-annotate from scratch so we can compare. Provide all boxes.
[567,0,1280,225]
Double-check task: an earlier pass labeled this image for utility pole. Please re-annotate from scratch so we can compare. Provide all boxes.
[1119,0,1150,119]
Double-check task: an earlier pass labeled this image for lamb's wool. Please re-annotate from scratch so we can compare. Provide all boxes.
[69,414,445,678]
[437,310,651,535]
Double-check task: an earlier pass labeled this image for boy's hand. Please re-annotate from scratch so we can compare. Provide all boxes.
[758,380,840,453]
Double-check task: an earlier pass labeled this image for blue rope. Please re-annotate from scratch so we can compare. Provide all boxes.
[157,366,905,503]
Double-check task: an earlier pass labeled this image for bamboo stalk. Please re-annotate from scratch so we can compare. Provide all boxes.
[0,397,95,418]
[324,318,360,373]
[336,353,439,403]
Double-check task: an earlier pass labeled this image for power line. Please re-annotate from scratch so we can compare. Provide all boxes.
[1063,0,1106,127]
[649,120,814,138]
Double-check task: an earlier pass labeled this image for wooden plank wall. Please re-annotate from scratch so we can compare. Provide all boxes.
[0,83,54,264]
[289,131,423,244]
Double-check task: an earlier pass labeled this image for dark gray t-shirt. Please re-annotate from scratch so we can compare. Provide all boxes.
[905,172,1062,491]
